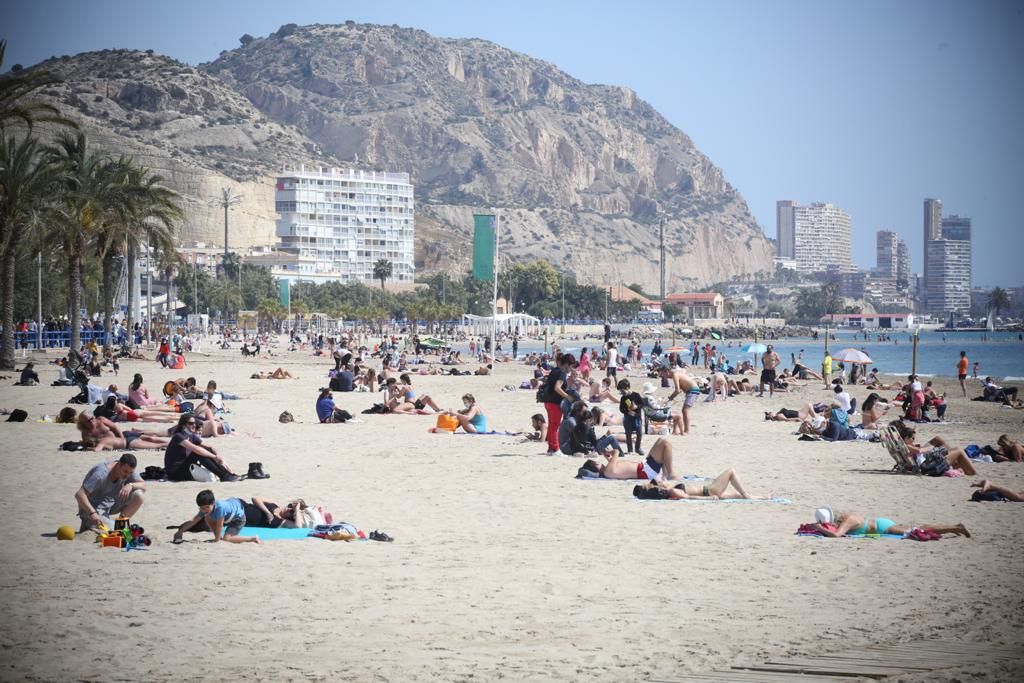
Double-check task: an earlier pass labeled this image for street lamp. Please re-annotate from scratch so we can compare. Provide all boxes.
[560,272,565,333]
[214,187,243,257]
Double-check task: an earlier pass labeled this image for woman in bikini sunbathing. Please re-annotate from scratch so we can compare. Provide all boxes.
[810,507,970,537]
[589,377,618,403]
[859,392,890,429]
[634,467,768,500]
[250,368,295,379]
[440,393,487,433]
[93,396,179,423]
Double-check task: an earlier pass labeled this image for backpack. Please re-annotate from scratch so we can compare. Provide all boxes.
[141,465,166,481]
[971,489,1007,503]
[6,408,28,422]
[919,448,951,477]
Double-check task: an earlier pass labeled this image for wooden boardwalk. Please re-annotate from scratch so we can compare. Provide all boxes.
[651,639,1023,682]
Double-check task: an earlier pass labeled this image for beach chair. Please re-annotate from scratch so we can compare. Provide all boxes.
[880,425,919,474]
[642,396,672,435]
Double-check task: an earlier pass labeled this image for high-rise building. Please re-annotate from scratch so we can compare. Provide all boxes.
[926,239,971,317]
[941,215,971,242]
[922,198,942,302]
[876,229,910,290]
[875,230,900,279]
[776,200,796,259]
[896,240,910,287]
[793,202,852,274]
[273,166,415,283]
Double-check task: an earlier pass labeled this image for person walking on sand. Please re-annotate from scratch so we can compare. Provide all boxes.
[822,351,833,389]
[758,344,781,398]
[957,351,969,398]
[659,365,700,435]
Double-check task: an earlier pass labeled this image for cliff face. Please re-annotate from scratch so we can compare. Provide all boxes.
[28,49,333,248]
[204,24,772,290]
[30,24,774,290]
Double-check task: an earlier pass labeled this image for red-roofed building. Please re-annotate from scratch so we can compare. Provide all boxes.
[664,292,725,320]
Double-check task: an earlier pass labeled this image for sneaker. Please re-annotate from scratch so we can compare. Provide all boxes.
[636,448,645,457]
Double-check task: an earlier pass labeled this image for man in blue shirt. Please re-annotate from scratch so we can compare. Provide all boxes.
[172,490,260,544]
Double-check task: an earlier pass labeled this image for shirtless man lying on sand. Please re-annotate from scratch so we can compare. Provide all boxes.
[577,438,677,480]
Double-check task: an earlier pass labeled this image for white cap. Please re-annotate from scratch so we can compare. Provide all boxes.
[814,507,834,524]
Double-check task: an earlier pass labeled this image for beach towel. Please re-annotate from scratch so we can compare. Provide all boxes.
[796,532,905,540]
[235,527,312,541]
[451,430,523,436]
[636,496,792,504]
[578,474,708,482]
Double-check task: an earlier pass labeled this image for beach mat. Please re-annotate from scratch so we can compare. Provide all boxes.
[636,497,792,504]
[580,474,709,482]
[796,532,903,540]
[236,527,311,540]
[452,430,523,436]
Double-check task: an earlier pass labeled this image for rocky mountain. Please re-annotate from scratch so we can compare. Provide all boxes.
[27,49,336,248]
[28,24,774,290]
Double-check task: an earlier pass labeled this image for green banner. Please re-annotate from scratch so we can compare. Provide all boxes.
[279,279,290,308]
[472,214,496,281]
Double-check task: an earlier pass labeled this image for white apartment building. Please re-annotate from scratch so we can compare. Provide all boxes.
[273,166,415,283]
[793,202,852,274]
[926,238,971,316]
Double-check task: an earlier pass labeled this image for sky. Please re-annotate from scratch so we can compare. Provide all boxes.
[3,0,1022,288]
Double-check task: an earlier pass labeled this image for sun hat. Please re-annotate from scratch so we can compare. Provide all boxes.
[814,507,834,524]
[641,382,657,395]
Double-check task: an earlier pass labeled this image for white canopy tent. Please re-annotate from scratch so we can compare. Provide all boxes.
[461,313,542,337]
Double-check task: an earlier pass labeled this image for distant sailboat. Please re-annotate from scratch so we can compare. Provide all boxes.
[987,310,996,332]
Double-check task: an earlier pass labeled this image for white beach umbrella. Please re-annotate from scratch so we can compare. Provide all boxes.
[831,348,873,364]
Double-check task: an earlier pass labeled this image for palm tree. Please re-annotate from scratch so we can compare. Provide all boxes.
[95,158,182,348]
[987,287,1010,320]
[207,278,242,319]
[0,135,56,368]
[0,39,76,132]
[44,131,122,352]
[120,165,182,341]
[373,258,393,306]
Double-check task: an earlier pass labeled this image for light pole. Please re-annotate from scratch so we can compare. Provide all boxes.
[217,187,243,257]
[36,251,42,349]
[146,241,153,344]
[560,272,565,333]
[659,217,666,302]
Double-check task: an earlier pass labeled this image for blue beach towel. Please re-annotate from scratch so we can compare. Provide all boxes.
[236,527,312,540]
[796,532,904,540]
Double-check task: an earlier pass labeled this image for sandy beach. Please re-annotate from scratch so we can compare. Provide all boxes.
[1,339,1023,682]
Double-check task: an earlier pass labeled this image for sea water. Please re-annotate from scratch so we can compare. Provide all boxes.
[498,330,1024,380]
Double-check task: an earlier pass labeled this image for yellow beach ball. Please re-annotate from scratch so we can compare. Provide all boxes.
[56,525,76,541]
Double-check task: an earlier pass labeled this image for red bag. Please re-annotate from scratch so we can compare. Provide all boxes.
[907,527,942,541]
